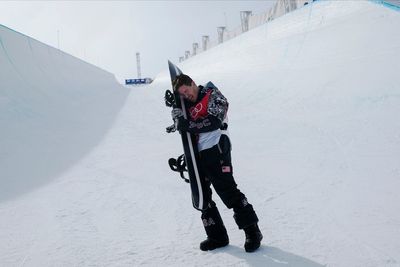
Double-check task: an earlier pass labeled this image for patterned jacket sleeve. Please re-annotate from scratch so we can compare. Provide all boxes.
[207,87,228,122]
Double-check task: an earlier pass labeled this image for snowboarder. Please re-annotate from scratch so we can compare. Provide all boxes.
[169,74,263,252]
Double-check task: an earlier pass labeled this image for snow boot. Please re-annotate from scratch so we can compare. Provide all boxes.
[243,223,263,252]
[200,205,229,251]
[200,237,229,251]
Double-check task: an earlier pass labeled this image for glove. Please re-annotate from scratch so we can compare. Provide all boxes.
[165,118,189,133]
[171,108,184,120]
[168,108,189,133]
[176,117,190,132]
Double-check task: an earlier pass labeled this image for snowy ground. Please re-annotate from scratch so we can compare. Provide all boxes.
[1,1,400,266]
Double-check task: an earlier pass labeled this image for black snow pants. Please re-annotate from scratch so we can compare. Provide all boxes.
[199,134,258,240]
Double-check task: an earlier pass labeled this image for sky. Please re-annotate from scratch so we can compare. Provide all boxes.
[0,1,276,83]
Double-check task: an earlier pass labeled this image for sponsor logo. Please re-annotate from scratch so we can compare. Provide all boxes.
[190,103,203,119]
[188,90,212,120]
[189,118,211,130]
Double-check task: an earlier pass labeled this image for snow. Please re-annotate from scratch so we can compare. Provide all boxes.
[1,1,400,266]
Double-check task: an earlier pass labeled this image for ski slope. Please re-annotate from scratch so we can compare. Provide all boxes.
[1,1,400,266]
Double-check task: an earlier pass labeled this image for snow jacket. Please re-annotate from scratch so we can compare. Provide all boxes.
[183,82,229,151]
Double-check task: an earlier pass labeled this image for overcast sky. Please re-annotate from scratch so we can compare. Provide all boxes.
[0,1,276,82]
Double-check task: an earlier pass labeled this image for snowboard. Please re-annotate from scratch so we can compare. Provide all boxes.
[167,60,207,211]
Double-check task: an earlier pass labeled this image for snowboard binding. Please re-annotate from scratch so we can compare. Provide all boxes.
[168,154,190,183]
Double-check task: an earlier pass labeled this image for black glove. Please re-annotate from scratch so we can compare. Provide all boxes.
[176,117,189,132]
[165,118,189,133]
[168,108,190,133]
[165,90,175,107]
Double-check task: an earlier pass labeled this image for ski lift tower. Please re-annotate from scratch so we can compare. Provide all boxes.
[202,35,209,51]
[136,52,141,79]
[125,51,153,85]
[240,11,253,33]
[217,27,226,44]
[185,50,190,59]
[192,42,199,56]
